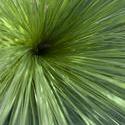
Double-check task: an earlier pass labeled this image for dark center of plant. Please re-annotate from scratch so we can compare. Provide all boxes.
[33,42,51,56]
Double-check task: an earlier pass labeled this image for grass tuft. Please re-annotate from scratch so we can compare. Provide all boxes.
[0,0,125,125]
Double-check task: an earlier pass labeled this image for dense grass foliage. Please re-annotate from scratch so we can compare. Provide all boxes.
[0,0,125,125]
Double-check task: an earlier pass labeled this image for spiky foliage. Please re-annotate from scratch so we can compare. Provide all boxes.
[0,0,125,125]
